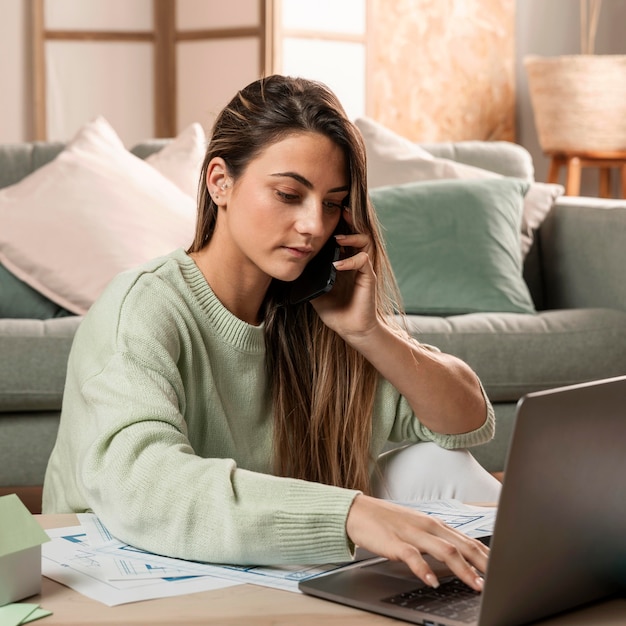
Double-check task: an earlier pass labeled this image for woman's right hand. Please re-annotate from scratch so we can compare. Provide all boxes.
[345,494,489,591]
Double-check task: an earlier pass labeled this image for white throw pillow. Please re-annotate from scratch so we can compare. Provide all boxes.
[355,117,564,257]
[0,116,196,315]
[356,117,496,187]
[145,122,206,198]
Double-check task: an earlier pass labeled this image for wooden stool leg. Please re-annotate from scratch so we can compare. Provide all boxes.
[621,164,626,200]
[599,167,612,199]
[547,156,561,185]
[565,157,582,196]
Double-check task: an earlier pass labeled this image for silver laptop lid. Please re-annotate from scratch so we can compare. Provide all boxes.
[479,376,626,626]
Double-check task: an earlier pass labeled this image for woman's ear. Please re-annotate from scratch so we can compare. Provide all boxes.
[206,157,233,205]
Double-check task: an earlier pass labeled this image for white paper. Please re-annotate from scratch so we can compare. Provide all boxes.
[395,499,496,538]
[42,526,239,606]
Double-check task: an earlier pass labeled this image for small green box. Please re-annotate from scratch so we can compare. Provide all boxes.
[0,494,50,607]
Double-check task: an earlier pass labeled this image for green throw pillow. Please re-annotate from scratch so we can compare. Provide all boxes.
[370,178,536,316]
[0,263,73,319]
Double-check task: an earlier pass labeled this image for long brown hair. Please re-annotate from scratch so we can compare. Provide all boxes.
[188,75,401,493]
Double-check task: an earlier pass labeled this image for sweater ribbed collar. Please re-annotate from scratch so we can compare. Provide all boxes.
[173,248,265,354]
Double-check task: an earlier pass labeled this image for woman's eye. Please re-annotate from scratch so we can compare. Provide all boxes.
[276,190,300,203]
[323,200,344,212]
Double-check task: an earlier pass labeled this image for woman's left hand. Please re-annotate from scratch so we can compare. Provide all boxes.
[311,211,379,342]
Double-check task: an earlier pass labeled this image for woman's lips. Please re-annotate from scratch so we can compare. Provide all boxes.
[283,245,313,259]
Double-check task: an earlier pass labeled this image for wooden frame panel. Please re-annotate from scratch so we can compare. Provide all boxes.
[154,0,176,137]
[30,0,269,140]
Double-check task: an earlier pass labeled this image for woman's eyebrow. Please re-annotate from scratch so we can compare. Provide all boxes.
[270,172,348,194]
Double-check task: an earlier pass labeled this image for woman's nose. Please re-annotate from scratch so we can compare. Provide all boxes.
[295,201,326,236]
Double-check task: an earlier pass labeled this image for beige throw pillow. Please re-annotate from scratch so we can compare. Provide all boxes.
[0,116,197,315]
[146,122,206,198]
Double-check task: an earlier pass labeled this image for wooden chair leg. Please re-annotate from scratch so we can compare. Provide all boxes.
[599,167,612,198]
[565,157,582,196]
[621,165,626,199]
[547,156,561,185]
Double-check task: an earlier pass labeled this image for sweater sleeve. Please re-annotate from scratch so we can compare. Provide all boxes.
[379,378,496,450]
[78,351,360,565]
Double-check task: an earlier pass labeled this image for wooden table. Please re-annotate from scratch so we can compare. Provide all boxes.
[32,515,626,625]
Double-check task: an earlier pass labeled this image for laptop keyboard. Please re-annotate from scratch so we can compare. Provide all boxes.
[382,577,481,624]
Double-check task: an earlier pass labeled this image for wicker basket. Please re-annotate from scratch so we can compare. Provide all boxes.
[524,55,626,152]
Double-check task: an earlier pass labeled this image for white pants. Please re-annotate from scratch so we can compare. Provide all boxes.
[372,443,502,503]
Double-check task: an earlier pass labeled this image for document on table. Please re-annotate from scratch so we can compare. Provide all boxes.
[396,499,496,539]
[42,525,240,606]
[42,500,496,605]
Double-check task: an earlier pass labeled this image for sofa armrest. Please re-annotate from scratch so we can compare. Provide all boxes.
[540,196,626,312]
[418,140,535,181]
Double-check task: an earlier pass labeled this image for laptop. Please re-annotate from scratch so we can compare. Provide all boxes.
[300,376,626,625]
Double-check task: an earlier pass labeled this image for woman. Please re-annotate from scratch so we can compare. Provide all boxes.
[43,75,500,592]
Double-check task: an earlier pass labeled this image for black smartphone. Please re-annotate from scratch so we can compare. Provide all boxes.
[288,235,341,305]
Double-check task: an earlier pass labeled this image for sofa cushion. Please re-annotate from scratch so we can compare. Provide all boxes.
[356,116,564,259]
[0,413,60,486]
[418,141,535,180]
[0,317,82,412]
[540,198,626,311]
[0,264,72,319]
[403,308,626,401]
[371,178,536,315]
[0,117,196,315]
[0,142,65,189]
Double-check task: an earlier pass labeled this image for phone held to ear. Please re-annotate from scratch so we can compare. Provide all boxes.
[288,236,341,305]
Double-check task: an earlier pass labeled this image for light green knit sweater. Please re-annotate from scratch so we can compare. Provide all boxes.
[42,248,494,565]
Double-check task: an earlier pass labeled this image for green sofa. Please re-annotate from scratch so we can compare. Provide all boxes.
[1,139,626,512]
